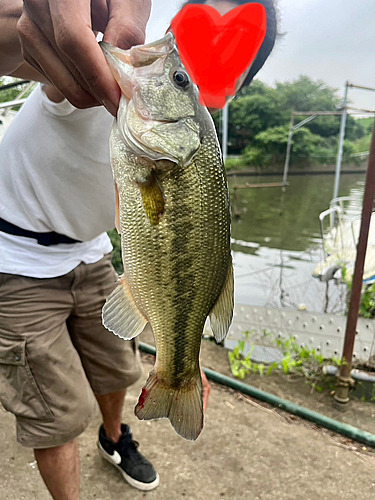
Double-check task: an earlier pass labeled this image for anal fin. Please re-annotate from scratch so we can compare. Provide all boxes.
[102,277,147,340]
[209,257,234,343]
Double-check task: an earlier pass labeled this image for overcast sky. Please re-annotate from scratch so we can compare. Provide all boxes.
[145,0,375,113]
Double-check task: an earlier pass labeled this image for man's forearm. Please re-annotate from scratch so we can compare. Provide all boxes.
[0,1,47,82]
[0,1,24,76]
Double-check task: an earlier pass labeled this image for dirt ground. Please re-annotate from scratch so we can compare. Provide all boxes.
[1,329,375,500]
[200,335,375,436]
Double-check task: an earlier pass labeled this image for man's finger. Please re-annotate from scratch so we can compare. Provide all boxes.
[201,368,211,412]
[18,0,151,113]
[91,0,110,33]
[103,0,151,49]
[56,24,119,114]
[18,14,98,109]
[48,1,119,114]
[22,0,98,101]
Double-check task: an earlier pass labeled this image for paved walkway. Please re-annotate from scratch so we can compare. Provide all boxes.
[1,333,375,500]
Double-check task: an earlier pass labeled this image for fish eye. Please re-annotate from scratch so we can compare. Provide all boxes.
[172,70,190,89]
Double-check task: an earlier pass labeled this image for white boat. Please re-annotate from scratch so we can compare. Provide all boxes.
[313,195,375,285]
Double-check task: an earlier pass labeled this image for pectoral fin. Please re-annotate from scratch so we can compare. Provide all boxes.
[138,171,165,225]
[209,258,234,343]
[102,277,147,340]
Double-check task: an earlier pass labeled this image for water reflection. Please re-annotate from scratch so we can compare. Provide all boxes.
[229,173,366,313]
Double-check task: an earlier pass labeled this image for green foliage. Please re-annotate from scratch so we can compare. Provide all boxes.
[228,340,266,379]
[359,285,375,318]
[0,77,35,109]
[108,229,123,275]
[227,80,286,153]
[228,344,265,379]
[228,332,344,392]
[219,75,369,169]
[224,157,245,171]
[274,75,340,113]
[345,267,375,319]
[357,117,374,136]
[345,116,366,142]
[0,78,23,103]
[356,134,372,153]
[242,124,321,168]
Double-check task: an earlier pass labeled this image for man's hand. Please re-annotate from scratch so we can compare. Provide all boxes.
[17,0,151,115]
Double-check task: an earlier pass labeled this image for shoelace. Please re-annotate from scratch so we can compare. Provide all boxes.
[117,437,148,465]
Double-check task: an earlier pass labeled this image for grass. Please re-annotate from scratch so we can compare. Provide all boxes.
[356,134,372,153]
[228,330,344,394]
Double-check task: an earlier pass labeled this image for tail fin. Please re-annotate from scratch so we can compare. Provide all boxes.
[134,370,203,441]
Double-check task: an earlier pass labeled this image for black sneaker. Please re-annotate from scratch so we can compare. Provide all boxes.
[97,424,159,491]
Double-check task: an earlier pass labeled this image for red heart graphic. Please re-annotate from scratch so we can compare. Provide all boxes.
[171,4,267,109]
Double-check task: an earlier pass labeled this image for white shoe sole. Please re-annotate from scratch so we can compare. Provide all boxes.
[97,441,160,491]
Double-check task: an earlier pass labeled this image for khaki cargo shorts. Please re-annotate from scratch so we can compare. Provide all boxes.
[0,254,142,449]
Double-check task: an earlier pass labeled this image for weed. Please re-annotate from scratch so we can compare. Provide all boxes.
[228,331,344,393]
[343,266,375,319]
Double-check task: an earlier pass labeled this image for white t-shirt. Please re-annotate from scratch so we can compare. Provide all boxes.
[0,85,116,278]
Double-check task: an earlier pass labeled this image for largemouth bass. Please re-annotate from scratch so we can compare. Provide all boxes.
[101,33,233,441]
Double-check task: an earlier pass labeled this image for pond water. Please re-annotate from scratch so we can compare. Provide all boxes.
[229,172,366,314]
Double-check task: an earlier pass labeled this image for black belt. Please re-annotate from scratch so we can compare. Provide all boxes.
[0,217,82,246]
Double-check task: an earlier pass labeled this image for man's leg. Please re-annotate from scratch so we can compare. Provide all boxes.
[95,390,126,442]
[34,440,80,500]
[0,271,96,499]
[68,256,158,490]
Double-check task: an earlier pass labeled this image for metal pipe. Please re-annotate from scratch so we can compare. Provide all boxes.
[333,82,349,201]
[292,111,343,116]
[348,83,375,93]
[292,114,317,131]
[347,106,375,115]
[0,99,27,109]
[138,341,375,447]
[282,114,294,187]
[335,118,375,404]
[0,79,30,91]
[324,365,375,383]
[222,102,229,163]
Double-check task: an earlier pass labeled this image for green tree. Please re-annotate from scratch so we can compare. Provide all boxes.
[0,78,26,103]
[261,76,342,139]
[242,124,321,168]
[220,75,367,169]
[224,80,286,153]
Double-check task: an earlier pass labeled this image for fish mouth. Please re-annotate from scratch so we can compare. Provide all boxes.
[100,33,175,101]
[100,42,134,100]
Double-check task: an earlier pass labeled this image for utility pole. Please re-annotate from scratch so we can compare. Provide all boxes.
[283,114,295,187]
[222,102,229,163]
[333,81,349,201]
